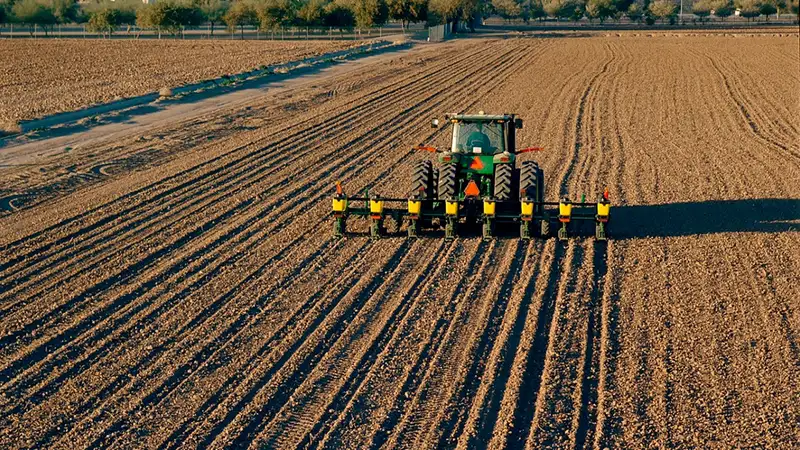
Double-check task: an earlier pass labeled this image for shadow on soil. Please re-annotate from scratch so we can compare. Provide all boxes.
[342,198,799,240]
[612,198,800,238]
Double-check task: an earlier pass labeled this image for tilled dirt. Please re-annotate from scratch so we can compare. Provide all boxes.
[0,39,359,125]
[0,34,798,449]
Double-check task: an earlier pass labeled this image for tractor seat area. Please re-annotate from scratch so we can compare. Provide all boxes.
[453,121,505,154]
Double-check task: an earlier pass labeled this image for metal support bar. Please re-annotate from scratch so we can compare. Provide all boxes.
[370,218,382,240]
[558,221,569,241]
[482,217,494,240]
[520,219,531,240]
[334,216,346,238]
[595,221,607,241]
[445,217,456,241]
[408,218,419,238]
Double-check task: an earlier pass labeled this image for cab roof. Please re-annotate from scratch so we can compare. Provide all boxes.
[445,113,516,122]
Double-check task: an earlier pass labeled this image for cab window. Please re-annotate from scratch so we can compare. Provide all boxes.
[452,122,505,154]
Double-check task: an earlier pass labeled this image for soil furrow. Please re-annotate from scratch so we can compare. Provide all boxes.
[0,41,520,386]
[254,240,450,449]
[0,43,524,446]
[0,41,500,312]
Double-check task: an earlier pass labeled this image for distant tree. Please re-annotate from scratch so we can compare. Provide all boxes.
[111,0,140,33]
[428,0,481,31]
[137,1,202,37]
[692,0,712,20]
[529,0,547,20]
[648,0,675,21]
[136,3,158,34]
[223,0,258,37]
[772,0,785,16]
[12,0,57,35]
[86,7,118,36]
[386,0,426,29]
[50,0,77,23]
[542,0,582,19]
[253,0,295,30]
[0,2,8,28]
[710,0,733,18]
[759,0,777,18]
[612,0,633,14]
[586,0,615,21]
[296,0,326,26]
[735,0,761,19]
[199,0,229,34]
[789,0,798,14]
[626,0,643,20]
[493,0,521,20]
[353,0,388,29]
[543,0,585,20]
[428,0,458,24]
[323,1,354,32]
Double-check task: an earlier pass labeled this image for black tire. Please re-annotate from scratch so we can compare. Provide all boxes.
[519,161,540,201]
[494,163,513,201]
[437,164,458,200]
[411,160,433,199]
[537,167,545,203]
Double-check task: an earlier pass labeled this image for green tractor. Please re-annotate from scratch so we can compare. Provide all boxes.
[331,112,610,241]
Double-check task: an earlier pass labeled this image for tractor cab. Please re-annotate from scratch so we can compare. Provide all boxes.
[453,119,505,154]
[436,113,523,155]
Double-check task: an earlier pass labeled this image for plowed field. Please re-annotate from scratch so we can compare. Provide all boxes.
[0,39,358,125]
[1,34,799,449]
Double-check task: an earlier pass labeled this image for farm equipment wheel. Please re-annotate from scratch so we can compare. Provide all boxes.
[537,167,545,203]
[494,163,513,201]
[519,161,540,202]
[411,160,434,198]
[438,164,457,200]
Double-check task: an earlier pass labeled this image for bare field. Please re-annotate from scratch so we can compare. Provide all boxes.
[0,39,359,124]
[0,34,799,449]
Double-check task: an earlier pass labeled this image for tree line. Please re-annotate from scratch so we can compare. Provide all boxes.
[0,0,797,37]
[0,0,425,36]
[494,0,798,24]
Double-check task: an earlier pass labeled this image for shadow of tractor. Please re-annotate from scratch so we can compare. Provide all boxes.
[611,198,800,239]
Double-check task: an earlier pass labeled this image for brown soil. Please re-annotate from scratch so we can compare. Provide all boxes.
[0,39,359,124]
[0,34,798,449]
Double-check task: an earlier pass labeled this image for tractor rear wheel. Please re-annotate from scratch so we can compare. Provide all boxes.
[519,161,540,202]
[411,160,433,199]
[438,164,457,200]
[494,164,513,201]
[537,167,545,203]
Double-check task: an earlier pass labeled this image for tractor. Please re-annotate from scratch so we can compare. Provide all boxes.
[331,112,610,241]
